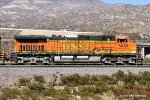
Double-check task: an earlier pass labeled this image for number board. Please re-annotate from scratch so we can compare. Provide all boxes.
[119,43,128,47]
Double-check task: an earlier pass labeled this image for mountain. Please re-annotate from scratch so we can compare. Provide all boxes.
[0,0,150,34]
[0,0,13,3]
[4,0,104,5]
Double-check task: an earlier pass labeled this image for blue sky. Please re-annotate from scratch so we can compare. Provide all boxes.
[103,0,150,5]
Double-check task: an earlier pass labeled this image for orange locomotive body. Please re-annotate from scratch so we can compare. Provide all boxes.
[14,34,142,64]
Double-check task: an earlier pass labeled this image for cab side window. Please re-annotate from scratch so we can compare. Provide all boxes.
[117,38,128,43]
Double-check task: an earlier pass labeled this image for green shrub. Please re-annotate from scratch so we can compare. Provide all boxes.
[146,81,150,91]
[124,82,135,89]
[60,74,115,86]
[78,85,96,97]
[28,83,45,92]
[78,74,90,85]
[42,89,56,96]
[34,75,45,83]
[20,96,29,100]
[53,90,72,100]
[60,73,81,86]
[42,86,56,96]
[110,85,122,93]
[64,86,72,94]
[89,75,99,84]
[19,77,31,86]
[142,71,150,82]
[29,92,41,100]
[114,70,126,81]
[125,72,137,83]
[143,58,150,64]
[48,82,54,87]
[2,88,21,99]
[98,75,114,84]
[60,74,91,86]
[22,88,42,100]
[0,96,7,100]
[22,88,34,97]
[95,81,109,93]
[123,72,138,89]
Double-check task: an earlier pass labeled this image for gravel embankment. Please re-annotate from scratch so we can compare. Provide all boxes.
[0,67,150,86]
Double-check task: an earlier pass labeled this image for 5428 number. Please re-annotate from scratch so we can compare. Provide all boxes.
[119,44,128,47]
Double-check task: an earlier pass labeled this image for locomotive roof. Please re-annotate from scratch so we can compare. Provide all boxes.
[116,35,129,39]
[15,29,102,38]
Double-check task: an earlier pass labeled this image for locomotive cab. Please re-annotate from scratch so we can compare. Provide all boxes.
[115,35,142,64]
[116,35,137,54]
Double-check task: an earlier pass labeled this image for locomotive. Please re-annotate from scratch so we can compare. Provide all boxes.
[13,32,142,65]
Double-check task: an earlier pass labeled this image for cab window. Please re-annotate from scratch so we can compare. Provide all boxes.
[117,38,128,43]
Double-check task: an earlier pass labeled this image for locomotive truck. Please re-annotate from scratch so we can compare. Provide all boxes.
[12,32,142,65]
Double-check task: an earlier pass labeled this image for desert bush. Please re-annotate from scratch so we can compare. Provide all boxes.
[53,90,73,100]
[123,72,136,89]
[60,74,93,86]
[19,77,31,86]
[78,85,96,97]
[28,83,45,93]
[124,82,135,89]
[34,75,45,83]
[98,75,115,84]
[20,96,30,100]
[61,74,115,86]
[42,88,56,96]
[78,74,90,85]
[22,88,45,100]
[114,70,126,81]
[0,96,7,100]
[2,88,21,99]
[89,75,115,85]
[146,81,150,91]
[140,71,150,85]
[110,85,122,94]
[22,88,35,97]
[64,86,72,94]
[21,88,44,100]
[88,75,99,84]
[60,73,81,86]
[42,85,56,96]
[95,81,109,93]
[143,58,150,64]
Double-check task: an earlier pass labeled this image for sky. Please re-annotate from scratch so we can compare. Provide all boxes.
[103,0,150,5]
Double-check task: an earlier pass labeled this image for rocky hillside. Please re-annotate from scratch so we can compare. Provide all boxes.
[0,0,150,34]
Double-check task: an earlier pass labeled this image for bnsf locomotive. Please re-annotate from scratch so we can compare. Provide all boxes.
[13,32,142,65]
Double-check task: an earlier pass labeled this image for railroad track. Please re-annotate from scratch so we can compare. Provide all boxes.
[0,64,149,67]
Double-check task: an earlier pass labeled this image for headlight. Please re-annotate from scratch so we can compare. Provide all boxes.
[131,50,136,53]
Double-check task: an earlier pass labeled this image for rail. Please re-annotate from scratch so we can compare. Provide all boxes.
[0,63,149,67]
